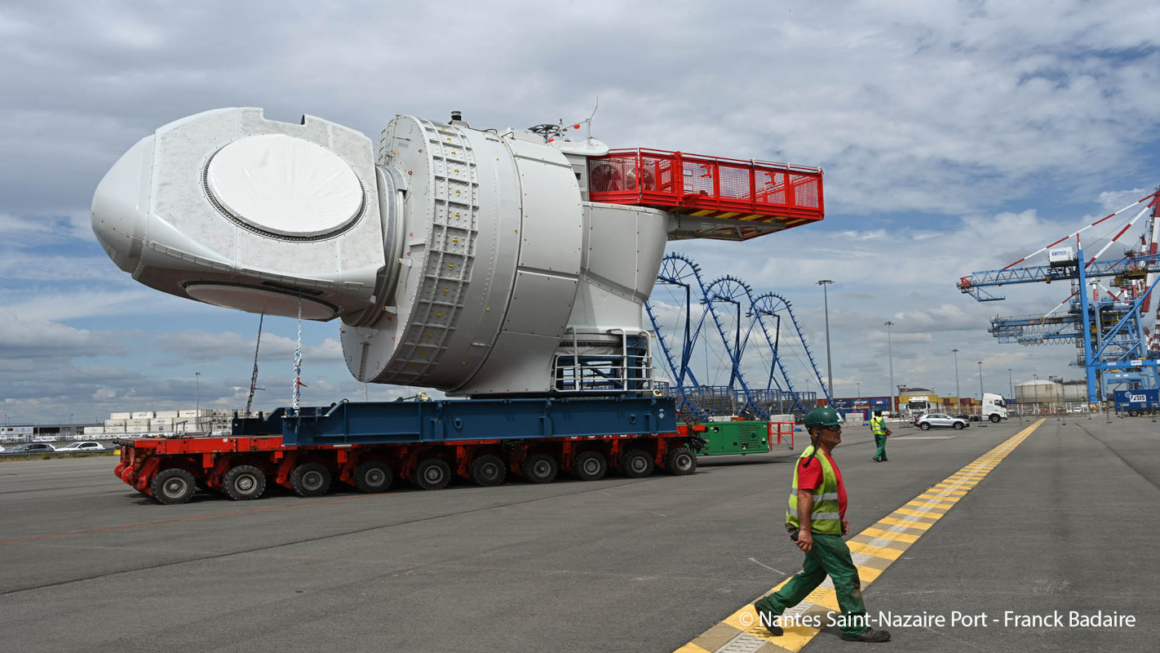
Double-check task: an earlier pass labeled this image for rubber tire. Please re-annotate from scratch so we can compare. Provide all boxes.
[664,447,697,476]
[413,458,452,490]
[290,463,332,498]
[953,422,965,430]
[222,465,266,501]
[989,414,1001,423]
[572,451,607,481]
[470,455,506,487]
[521,453,558,484]
[619,449,654,478]
[151,468,196,505]
[354,460,393,493]
[919,423,931,431]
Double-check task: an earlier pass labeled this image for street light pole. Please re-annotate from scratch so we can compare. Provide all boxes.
[977,361,984,402]
[817,280,834,399]
[195,371,201,432]
[1008,368,1015,418]
[884,321,895,413]
[952,349,961,411]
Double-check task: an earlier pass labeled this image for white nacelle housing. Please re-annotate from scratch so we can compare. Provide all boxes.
[92,109,667,396]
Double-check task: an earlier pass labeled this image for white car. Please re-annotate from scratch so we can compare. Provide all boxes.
[56,441,107,453]
[915,413,969,430]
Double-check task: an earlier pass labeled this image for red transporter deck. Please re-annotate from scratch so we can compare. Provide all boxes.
[115,428,704,505]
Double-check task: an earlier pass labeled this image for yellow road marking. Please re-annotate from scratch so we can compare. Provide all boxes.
[861,527,920,543]
[857,565,883,583]
[892,507,943,519]
[907,499,955,510]
[847,541,904,561]
[877,516,933,530]
[675,418,1046,653]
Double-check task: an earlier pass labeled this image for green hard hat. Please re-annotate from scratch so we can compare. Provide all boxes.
[804,406,842,429]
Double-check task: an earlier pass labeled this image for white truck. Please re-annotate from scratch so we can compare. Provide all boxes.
[982,393,1008,423]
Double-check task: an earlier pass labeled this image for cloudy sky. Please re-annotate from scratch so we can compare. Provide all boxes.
[3,0,1160,424]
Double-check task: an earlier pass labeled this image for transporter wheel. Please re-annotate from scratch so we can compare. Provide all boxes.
[413,458,452,490]
[989,414,1001,423]
[619,449,654,478]
[470,455,506,487]
[664,447,697,476]
[521,453,558,484]
[222,465,266,501]
[919,423,931,431]
[953,422,965,431]
[150,468,196,505]
[290,463,332,498]
[354,460,393,493]
[572,451,607,481]
[1129,410,1138,417]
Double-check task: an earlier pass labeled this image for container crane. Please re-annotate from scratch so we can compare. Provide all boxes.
[958,190,1160,405]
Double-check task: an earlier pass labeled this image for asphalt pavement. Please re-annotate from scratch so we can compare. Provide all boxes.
[0,416,1156,653]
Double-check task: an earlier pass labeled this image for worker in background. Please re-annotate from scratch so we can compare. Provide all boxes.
[753,406,891,643]
[870,410,891,462]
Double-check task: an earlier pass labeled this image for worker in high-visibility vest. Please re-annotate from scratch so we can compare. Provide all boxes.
[753,406,891,643]
[870,410,891,462]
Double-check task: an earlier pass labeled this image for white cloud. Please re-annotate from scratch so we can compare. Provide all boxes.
[2,1,1159,418]
[0,311,128,359]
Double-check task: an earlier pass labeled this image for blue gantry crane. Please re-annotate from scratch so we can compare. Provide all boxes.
[959,196,1160,405]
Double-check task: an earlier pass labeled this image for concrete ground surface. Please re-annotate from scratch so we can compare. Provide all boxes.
[0,417,1156,652]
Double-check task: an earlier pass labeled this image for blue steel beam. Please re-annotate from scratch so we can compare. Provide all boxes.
[959,253,1160,301]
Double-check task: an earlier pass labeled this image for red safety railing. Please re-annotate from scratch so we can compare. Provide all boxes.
[587,148,824,223]
[769,421,796,450]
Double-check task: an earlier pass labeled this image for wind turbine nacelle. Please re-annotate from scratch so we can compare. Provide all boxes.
[92,108,668,395]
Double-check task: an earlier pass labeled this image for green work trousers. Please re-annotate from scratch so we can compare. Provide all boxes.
[874,432,887,460]
[753,532,868,638]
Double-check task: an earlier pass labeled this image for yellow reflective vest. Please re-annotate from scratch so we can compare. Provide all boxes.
[870,416,887,435]
[786,445,842,535]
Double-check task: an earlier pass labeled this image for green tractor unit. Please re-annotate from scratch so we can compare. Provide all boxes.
[695,421,790,456]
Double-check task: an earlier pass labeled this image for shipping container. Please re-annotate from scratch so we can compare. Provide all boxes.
[155,410,179,419]
[110,412,132,420]
[131,411,154,419]
[127,425,150,433]
[105,419,127,428]
[84,426,106,435]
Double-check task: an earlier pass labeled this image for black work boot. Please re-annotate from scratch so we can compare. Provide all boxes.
[842,628,891,642]
[752,605,782,636]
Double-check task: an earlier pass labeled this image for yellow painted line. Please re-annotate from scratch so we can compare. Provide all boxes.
[847,541,904,561]
[907,499,955,510]
[878,516,933,530]
[857,565,883,582]
[893,507,944,519]
[861,527,921,544]
[675,419,1046,653]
